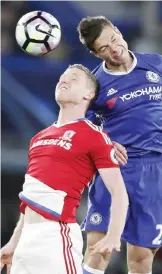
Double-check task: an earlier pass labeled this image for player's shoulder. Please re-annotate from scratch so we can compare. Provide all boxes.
[135,51,162,64]
[92,62,104,78]
[84,120,112,143]
[84,119,102,132]
[31,125,53,142]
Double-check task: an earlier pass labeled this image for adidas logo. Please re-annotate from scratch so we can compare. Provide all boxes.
[107,88,118,96]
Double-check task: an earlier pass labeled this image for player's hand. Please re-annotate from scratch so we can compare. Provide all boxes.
[112,141,128,165]
[0,242,15,274]
[89,234,121,258]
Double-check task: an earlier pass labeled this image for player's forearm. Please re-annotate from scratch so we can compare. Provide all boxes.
[108,186,129,238]
[98,167,129,239]
[9,213,24,247]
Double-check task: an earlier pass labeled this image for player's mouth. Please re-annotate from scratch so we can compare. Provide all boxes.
[59,86,68,91]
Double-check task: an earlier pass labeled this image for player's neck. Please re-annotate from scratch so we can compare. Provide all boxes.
[57,106,85,126]
[105,51,133,73]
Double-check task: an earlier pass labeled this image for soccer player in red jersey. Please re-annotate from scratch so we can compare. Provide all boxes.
[0,64,128,274]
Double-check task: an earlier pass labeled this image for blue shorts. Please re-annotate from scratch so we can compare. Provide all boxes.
[81,153,162,248]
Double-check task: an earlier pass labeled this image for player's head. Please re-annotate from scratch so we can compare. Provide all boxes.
[55,64,99,111]
[77,16,129,67]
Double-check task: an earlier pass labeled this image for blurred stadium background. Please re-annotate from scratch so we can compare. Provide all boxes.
[1,1,162,273]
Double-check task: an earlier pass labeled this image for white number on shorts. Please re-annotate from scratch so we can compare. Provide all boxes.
[152,224,162,245]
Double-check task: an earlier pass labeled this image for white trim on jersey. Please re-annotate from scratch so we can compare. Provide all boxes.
[103,51,137,75]
[98,127,112,145]
[53,120,79,128]
[85,120,101,132]
[85,120,112,145]
[19,174,67,217]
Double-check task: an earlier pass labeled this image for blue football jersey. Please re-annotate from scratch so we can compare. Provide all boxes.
[88,52,162,157]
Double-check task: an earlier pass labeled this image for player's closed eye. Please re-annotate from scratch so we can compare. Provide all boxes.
[100,46,108,53]
[59,76,69,83]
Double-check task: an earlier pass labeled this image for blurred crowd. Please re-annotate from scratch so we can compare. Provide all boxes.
[2,1,162,56]
[2,1,27,54]
[1,1,162,274]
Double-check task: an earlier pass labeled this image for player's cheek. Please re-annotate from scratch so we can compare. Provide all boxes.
[55,84,60,92]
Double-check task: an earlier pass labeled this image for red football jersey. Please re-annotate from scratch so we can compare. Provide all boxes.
[20,119,118,222]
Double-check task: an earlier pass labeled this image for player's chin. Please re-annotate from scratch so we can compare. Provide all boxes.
[55,94,65,103]
[56,95,71,105]
[111,60,123,66]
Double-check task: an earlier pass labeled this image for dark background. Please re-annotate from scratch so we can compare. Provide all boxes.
[1,1,162,273]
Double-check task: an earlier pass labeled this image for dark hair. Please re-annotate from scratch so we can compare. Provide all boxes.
[68,64,99,103]
[77,16,115,51]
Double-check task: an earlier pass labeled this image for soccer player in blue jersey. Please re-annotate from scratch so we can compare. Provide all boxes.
[77,16,162,274]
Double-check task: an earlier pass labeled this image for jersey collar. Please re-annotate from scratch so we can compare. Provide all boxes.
[53,118,86,128]
[102,51,137,75]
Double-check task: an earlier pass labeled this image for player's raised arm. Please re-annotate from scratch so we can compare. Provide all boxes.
[0,213,24,273]
[92,167,129,254]
[88,125,129,255]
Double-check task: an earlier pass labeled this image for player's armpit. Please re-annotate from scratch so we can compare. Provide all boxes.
[98,168,129,240]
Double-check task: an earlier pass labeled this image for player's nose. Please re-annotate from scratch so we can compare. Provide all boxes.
[60,80,67,85]
[59,79,69,87]
[110,45,118,54]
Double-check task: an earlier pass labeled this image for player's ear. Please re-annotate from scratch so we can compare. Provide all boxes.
[84,91,95,101]
[90,50,99,58]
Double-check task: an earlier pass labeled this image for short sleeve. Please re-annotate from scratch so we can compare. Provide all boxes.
[143,53,162,74]
[90,129,119,169]
[157,54,162,74]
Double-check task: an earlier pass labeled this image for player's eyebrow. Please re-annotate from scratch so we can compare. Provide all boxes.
[71,73,77,77]
[59,71,78,81]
